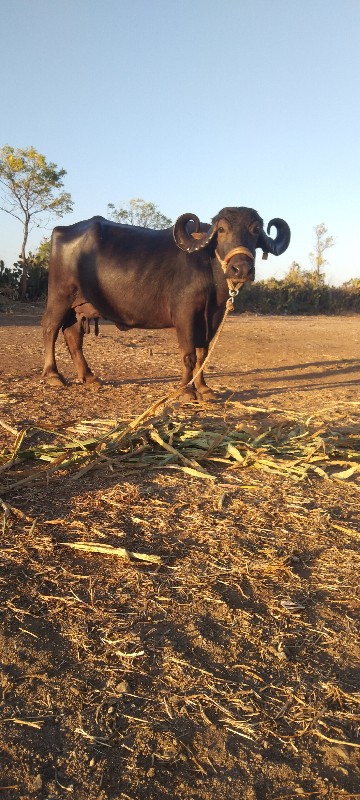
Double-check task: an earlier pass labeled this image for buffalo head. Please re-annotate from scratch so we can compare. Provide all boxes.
[173,207,291,290]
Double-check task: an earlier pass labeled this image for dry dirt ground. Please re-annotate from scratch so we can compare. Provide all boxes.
[0,303,359,800]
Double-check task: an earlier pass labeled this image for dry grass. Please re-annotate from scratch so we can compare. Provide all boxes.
[1,400,359,496]
[1,398,359,799]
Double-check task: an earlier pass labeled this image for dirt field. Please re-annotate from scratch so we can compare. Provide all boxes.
[0,304,359,800]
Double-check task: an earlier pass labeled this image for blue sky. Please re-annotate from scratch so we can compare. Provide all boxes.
[1,0,359,285]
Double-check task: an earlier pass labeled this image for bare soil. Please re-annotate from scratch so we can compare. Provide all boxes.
[0,303,359,800]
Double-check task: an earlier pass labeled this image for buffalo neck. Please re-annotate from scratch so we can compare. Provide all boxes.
[210,255,233,306]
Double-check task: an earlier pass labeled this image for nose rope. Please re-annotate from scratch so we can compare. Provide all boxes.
[215,246,255,269]
[215,246,256,303]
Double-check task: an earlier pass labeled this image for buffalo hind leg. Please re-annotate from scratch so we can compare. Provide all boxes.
[62,315,101,387]
[42,301,71,387]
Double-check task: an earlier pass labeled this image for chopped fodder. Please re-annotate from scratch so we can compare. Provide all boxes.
[1,400,359,797]
[0,402,359,495]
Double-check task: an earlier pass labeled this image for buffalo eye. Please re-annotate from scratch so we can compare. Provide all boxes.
[249,221,261,235]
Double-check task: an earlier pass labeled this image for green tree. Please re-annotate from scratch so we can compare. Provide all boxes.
[34,237,51,268]
[309,223,334,287]
[107,198,172,229]
[10,238,51,300]
[0,145,73,298]
[283,261,306,286]
[342,277,360,291]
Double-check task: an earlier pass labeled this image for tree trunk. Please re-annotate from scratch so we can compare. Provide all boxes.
[20,217,29,300]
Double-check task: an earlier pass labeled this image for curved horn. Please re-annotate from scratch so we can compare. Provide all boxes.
[173,213,216,253]
[258,218,291,256]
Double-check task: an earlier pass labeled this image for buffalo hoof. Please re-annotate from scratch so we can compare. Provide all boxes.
[196,387,217,402]
[43,373,67,388]
[82,374,103,389]
[177,385,197,404]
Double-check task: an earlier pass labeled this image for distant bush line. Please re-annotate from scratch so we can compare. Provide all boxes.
[237,279,360,315]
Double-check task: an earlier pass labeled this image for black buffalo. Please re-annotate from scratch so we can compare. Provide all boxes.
[42,207,290,400]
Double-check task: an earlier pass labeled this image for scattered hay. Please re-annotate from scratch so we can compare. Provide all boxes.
[1,400,359,796]
[0,403,359,496]
[60,541,162,564]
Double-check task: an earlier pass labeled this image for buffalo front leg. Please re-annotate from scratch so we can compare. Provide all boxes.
[193,308,225,400]
[176,317,217,402]
[175,327,197,402]
[193,346,216,401]
[62,318,101,386]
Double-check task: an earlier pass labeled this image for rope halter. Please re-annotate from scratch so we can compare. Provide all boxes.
[215,246,256,308]
[215,246,255,270]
